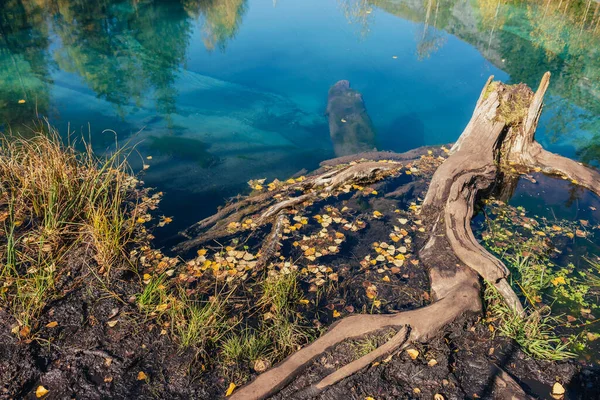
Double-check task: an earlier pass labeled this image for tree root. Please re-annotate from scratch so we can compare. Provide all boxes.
[183,72,600,399]
[175,160,405,253]
[294,326,410,399]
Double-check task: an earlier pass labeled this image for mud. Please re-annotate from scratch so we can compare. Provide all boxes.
[1,157,599,400]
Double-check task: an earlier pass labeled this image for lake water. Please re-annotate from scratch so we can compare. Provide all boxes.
[1,0,599,240]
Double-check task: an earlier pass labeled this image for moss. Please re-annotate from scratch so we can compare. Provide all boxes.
[482,81,500,101]
[497,88,531,125]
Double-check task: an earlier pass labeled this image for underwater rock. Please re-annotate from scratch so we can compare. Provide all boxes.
[326,80,376,157]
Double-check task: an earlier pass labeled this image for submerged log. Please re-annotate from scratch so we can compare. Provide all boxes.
[180,73,600,399]
[326,80,377,157]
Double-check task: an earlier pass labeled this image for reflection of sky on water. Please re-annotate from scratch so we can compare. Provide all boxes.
[1,0,599,236]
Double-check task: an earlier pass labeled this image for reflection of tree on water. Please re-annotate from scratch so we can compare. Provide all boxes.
[184,0,248,51]
[370,0,600,155]
[415,0,446,60]
[0,0,51,127]
[338,0,374,39]
[0,0,249,128]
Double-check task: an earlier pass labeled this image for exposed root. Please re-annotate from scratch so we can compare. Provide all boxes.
[182,72,599,399]
[294,326,410,399]
[230,277,481,400]
[175,160,405,252]
[254,212,287,271]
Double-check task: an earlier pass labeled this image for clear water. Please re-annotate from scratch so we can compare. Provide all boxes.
[1,0,599,239]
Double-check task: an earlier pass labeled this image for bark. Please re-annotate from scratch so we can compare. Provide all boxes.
[182,73,600,400]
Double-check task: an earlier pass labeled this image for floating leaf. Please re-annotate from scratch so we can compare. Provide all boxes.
[551,276,566,286]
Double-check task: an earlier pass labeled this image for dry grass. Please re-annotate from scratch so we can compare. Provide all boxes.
[0,121,141,334]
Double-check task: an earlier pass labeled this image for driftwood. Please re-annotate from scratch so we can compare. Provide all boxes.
[179,73,600,399]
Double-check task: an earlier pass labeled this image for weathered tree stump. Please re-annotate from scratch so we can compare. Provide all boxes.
[179,73,600,400]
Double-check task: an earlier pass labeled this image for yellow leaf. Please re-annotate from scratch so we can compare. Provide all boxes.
[155,304,168,312]
[143,273,152,281]
[225,382,236,396]
[298,299,310,305]
[197,249,207,256]
[107,320,118,328]
[382,276,390,282]
[372,299,381,308]
[406,348,419,360]
[428,358,438,367]
[45,321,58,328]
[18,99,26,104]
[365,284,377,299]
[365,397,376,400]
[35,385,49,398]
[551,276,566,286]
[371,190,378,195]
[333,310,341,318]
[137,371,148,381]
[373,211,383,218]
[551,382,565,399]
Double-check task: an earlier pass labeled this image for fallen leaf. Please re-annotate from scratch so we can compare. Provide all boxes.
[551,382,565,399]
[428,358,438,367]
[434,394,445,400]
[45,321,58,328]
[365,284,377,299]
[253,359,269,373]
[551,276,566,286]
[19,325,30,338]
[155,304,169,312]
[107,320,118,328]
[406,348,419,360]
[18,99,26,104]
[333,310,341,318]
[35,385,49,398]
[225,382,236,396]
[137,371,148,381]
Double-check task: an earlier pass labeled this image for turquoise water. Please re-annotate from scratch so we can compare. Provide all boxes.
[1,0,599,237]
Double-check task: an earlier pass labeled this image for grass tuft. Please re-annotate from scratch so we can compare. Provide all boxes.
[0,122,141,334]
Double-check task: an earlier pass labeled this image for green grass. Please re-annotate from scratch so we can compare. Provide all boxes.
[221,328,271,364]
[484,283,575,361]
[0,122,141,334]
[169,289,229,349]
